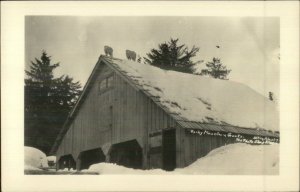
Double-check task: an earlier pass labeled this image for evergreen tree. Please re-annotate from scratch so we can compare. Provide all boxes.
[25,51,81,154]
[144,38,201,73]
[137,55,142,63]
[200,57,231,80]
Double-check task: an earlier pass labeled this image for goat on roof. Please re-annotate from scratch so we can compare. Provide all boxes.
[104,46,113,57]
[126,50,137,61]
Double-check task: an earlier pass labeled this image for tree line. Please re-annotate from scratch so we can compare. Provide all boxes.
[25,52,81,154]
[144,38,231,79]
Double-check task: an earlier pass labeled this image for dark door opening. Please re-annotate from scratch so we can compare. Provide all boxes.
[58,154,76,170]
[79,148,106,170]
[109,140,143,169]
[162,129,176,171]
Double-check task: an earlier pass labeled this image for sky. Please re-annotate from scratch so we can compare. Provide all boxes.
[25,16,279,98]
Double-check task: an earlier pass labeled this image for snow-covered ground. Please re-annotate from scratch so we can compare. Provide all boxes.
[108,58,279,132]
[84,143,279,175]
[24,146,48,170]
[175,143,279,175]
[57,168,77,172]
[82,164,168,175]
[24,144,279,175]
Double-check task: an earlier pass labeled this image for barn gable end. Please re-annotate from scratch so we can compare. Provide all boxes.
[54,58,178,170]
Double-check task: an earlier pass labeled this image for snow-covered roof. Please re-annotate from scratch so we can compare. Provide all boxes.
[104,57,279,132]
[50,55,279,155]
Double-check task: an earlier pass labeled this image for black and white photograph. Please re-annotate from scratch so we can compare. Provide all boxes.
[1,1,299,192]
[24,16,280,175]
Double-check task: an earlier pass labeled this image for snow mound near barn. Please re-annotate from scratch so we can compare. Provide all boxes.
[176,143,279,175]
[84,143,278,175]
[82,163,168,175]
[24,146,48,170]
[108,57,279,131]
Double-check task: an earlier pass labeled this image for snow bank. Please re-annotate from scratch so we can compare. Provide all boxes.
[24,165,42,171]
[176,143,279,175]
[109,58,279,131]
[84,143,278,175]
[57,168,76,172]
[82,163,168,175]
[24,146,48,170]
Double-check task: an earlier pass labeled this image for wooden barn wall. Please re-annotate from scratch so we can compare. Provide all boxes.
[56,62,177,167]
[180,129,236,167]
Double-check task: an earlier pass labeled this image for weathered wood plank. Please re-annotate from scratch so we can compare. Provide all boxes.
[56,63,180,169]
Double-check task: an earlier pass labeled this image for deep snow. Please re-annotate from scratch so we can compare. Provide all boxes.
[24,144,279,175]
[82,164,168,175]
[176,143,279,175]
[24,146,48,170]
[108,58,279,132]
[84,143,279,175]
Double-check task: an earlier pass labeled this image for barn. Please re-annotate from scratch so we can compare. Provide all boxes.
[50,55,279,171]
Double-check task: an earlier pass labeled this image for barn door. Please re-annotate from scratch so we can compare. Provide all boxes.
[162,129,176,171]
[79,148,106,170]
[109,140,143,169]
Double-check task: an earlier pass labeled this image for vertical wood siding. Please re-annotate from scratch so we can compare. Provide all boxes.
[56,62,176,168]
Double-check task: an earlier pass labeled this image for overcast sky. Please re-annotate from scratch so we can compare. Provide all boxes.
[25,16,279,98]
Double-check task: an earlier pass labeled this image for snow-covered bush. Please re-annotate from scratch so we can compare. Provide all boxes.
[47,156,56,167]
[24,146,48,170]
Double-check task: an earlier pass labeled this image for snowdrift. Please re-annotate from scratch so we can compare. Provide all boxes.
[84,143,279,175]
[108,58,279,132]
[24,146,48,170]
[176,143,279,175]
[82,163,167,175]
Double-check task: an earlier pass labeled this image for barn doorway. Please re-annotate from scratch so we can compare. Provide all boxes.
[78,148,106,170]
[58,154,76,170]
[109,140,143,169]
[162,129,176,171]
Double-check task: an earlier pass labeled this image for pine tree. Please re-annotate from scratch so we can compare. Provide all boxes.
[200,57,231,80]
[137,55,142,63]
[144,38,201,73]
[25,51,81,154]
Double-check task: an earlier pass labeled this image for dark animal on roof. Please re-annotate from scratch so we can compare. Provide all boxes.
[126,50,137,61]
[104,46,113,57]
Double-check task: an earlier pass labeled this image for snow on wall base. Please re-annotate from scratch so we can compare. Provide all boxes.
[83,143,279,175]
[176,143,279,175]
